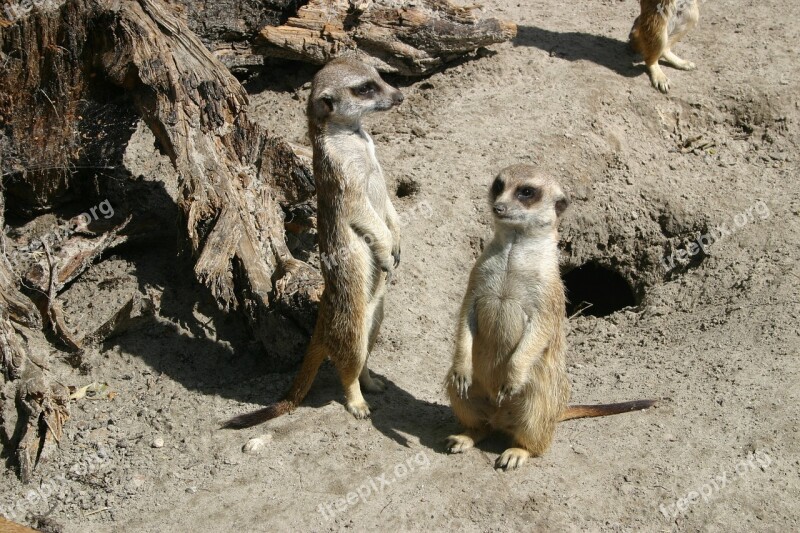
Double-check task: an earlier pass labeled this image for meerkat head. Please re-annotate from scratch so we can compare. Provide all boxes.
[489,164,569,233]
[308,56,404,128]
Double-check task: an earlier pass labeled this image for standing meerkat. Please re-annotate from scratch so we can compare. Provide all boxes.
[629,0,700,93]
[446,165,655,470]
[223,57,403,428]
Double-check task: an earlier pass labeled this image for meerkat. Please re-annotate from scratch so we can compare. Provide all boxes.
[445,165,655,470]
[223,57,403,428]
[629,0,700,93]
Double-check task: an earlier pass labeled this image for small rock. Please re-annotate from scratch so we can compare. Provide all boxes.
[151,437,165,449]
[411,125,427,138]
[128,474,146,490]
[243,434,273,455]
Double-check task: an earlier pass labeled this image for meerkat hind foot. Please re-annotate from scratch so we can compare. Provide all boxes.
[346,399,372,419]
[360,375,386,393]
[647,65,670,93]
[446,434,476,454]
[446,427,489,453]
[496,447,531,470]
[359,367,386,393]
[661,50,696,71]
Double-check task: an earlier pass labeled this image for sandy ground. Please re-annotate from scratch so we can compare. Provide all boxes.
[2,0,799,531]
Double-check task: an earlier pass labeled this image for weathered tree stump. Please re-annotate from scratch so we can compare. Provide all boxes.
[1,0,322,479]
[256,0,517,75]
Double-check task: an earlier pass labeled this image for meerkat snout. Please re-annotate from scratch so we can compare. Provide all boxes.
[488,165,569,230]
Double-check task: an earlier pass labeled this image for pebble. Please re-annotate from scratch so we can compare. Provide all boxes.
[151,437,165,449]
[242,434,273,455]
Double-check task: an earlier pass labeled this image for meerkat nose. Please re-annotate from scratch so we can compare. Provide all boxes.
[493,203,508,215]
[393,91,404,105]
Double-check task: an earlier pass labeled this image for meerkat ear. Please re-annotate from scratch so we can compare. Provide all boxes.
[311,91,335,120]
[555,195,569,216]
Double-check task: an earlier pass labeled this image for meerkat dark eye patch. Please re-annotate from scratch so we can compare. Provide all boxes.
[515,186,542,205]
[352,82,378,97]
[555,197,569,216]
[490,178,505,199]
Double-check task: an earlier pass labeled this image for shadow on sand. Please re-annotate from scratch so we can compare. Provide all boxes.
[514,25,642,79]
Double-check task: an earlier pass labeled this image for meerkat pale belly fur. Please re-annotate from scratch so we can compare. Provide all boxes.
[629,0,700,93]
[446,165,655,470]
[223,57,403,428]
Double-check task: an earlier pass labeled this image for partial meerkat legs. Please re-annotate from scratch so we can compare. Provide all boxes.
[630,0,700,93]
[360,289,387,393]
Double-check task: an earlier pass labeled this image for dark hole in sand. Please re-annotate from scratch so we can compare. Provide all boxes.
[563,262,636,318]
[395,178,420,198]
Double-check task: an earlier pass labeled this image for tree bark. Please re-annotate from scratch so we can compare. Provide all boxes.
[92,0,324,362]
[1,0,323,366]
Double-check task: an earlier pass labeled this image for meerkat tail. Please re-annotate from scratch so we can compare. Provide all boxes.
[221,341,327,429]
[220,401,294,429]
[559,400,657,421]
[0,517,40,533]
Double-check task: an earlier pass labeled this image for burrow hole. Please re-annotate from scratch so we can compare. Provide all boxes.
[563,262,637,318]
[396,178,420,198]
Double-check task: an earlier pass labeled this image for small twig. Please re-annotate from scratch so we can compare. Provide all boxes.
[41,416,61,445]
[41,240,59,313]
[84,507,111,517]
[569,302,594,319]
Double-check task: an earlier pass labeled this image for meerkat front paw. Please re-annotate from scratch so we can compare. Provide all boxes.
[346,399,372,419]
[447,368,472,399]
[446,434,475,453]
[391,240,401,268]
[495,382,522,405]
[379,254,395,282]
[495,448,530,470]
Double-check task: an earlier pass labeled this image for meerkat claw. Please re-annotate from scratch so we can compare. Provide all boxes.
[448,370,471,399]
[496,448,530,470]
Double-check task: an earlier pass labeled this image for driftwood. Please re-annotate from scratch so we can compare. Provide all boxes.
[257,0,517,75]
